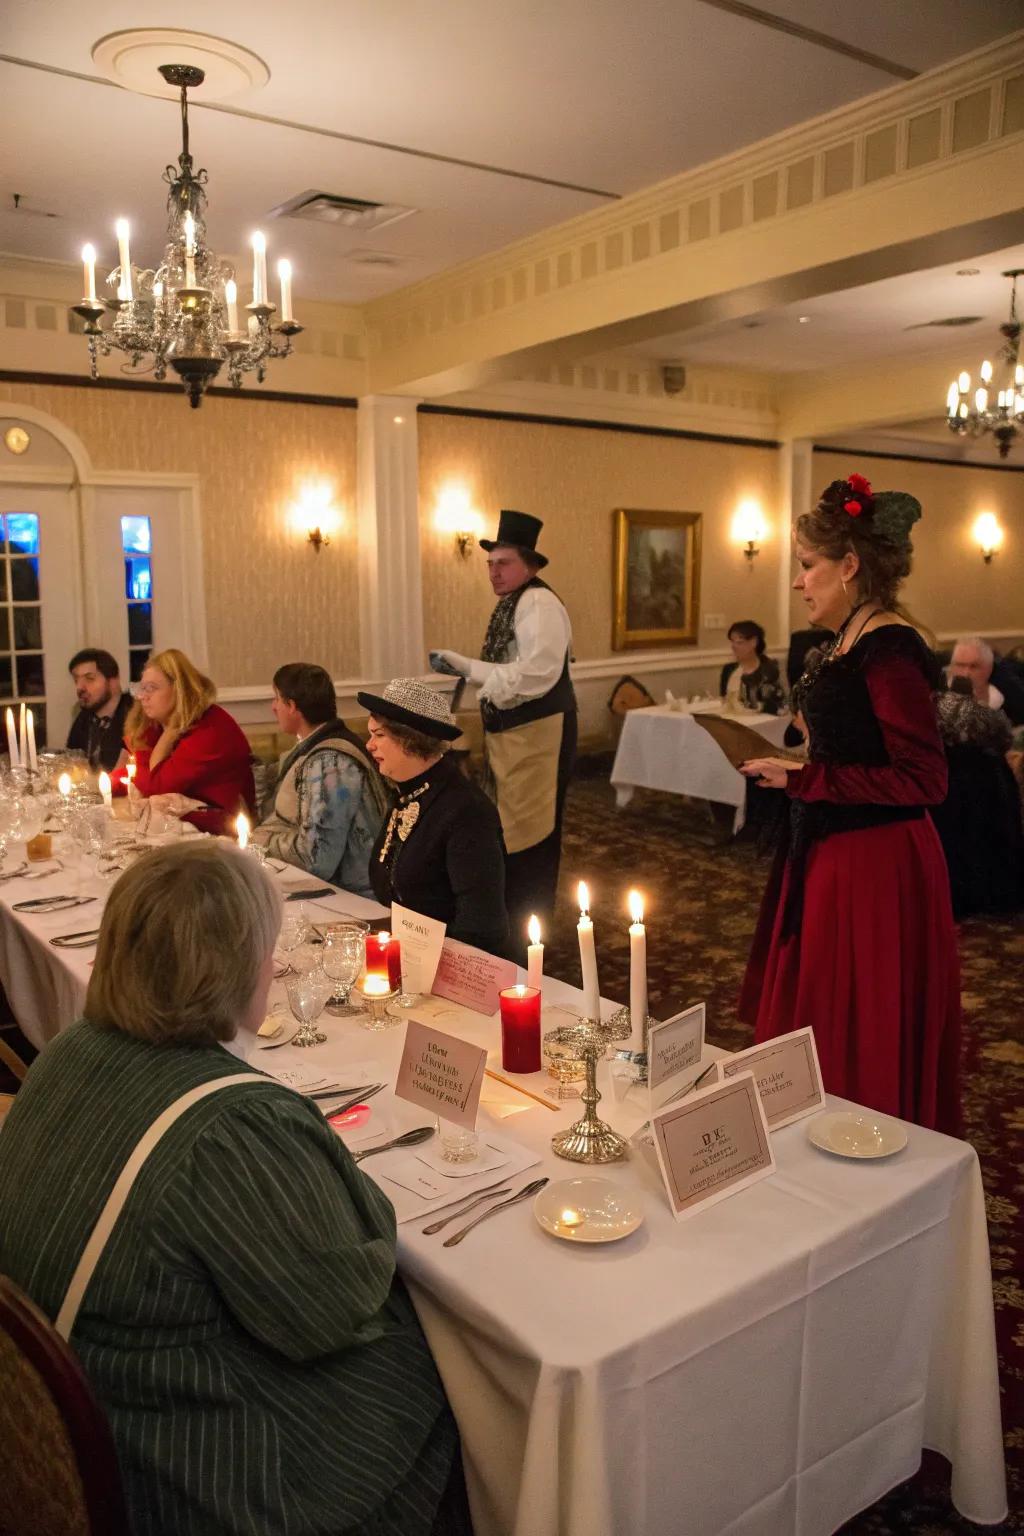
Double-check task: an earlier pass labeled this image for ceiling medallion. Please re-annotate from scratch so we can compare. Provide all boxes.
[70,64,301,408]
[945,270,1024,459]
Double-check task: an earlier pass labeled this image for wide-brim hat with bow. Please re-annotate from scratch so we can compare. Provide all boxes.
[357,678,462,741]
[479,509,548,569]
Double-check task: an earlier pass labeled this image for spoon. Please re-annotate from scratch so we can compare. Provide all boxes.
[352,1126,435,1163]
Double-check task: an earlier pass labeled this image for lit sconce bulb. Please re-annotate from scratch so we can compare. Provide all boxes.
[980,359,993,384]
[946,382,959,415]
[435,484,482,559]
[731,498,766,563]
[1016,364,1024,388]
[975,388,988,413]
[290,479,340,553]
[973,511,1003,564]
[224,279,238,333]
[251,230,267,306]
[115,218,133,301]
[81,243,97,303]
[958,371,971,393]
[277,258,293,323]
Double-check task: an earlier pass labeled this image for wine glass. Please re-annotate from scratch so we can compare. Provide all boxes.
[321,923,368,1014]
[285,970,330,1047]
[278,904,312,953]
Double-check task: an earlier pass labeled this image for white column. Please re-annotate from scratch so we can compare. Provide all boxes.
[776,439,813,646]
[356,396,424,680]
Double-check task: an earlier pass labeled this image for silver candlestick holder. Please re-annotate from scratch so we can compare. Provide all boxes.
[609,1005,658,1085]
[546,1010,632,1164]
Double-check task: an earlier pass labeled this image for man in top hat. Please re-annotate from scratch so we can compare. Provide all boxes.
[430,510,576,949]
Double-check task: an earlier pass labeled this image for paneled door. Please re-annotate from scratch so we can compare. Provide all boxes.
[0,485,81,752]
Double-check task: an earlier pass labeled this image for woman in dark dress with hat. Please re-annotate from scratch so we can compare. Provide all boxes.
[358,679,510,957]
[739,473,961,1136]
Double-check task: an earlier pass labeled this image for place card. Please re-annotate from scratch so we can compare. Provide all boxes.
[652,1070,775,1221]
[431,937,517,1016]
[709,1027,825,1131]
[647,1002,705,1113]
[394,1018,486,1130]
[391,902,447,996]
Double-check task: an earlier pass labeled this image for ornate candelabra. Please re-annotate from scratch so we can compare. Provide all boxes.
[608,1004,658,1085]
[71,64,302,408]
[946,269,1023,459]
[544,1010,632,1164]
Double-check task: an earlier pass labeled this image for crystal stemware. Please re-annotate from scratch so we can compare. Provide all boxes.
[285,970,329,1047]
[321,923,368,1014]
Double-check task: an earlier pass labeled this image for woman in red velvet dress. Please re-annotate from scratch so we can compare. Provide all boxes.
[739,474,961,1135]
[124,648,255,836]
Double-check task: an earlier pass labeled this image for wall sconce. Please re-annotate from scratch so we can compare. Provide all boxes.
[973,511,1003,563]
[290,480,340,554]
[435,485,482,560]
[731,499,767,564]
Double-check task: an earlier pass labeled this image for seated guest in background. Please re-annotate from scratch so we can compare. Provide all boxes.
[126,648,255,835]
[949,635,1024,724]
[253,662,387,897]
[719,620,786,714]
[359,678,510,956]
[0,842,460,1536]
[66,648,130,771]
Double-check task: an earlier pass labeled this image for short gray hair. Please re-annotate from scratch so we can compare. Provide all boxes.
[953,635,994,667]
[86,841,282,1045]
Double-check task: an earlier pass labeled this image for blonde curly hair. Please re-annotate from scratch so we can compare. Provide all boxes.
[125,647,216,748]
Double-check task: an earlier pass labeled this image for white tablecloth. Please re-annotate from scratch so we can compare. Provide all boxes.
[0,846,1007,1535]
[611,705,792,831]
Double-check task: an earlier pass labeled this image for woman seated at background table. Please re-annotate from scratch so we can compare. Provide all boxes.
[0,841,462,1536]
[719,620,786,715]
[359,678,510,956]
[124,647,256,835]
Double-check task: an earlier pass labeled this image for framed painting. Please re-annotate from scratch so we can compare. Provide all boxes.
[612,508,702,649]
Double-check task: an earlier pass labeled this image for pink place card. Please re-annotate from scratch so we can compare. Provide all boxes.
[394,1018,487,1130]
[652,1070,775,1221]
[709,1027,825,1131]
[431,938,517,1016]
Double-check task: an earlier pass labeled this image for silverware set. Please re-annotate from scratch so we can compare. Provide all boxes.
[50,928,101,950]
[440,1179,549,1247]
[352,1126,435,1162]
[13,895,96,914]
[315,1082,385,1117]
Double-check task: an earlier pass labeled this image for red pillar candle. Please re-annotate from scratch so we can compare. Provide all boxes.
[364,930,401,991]
[499,985,542,1073]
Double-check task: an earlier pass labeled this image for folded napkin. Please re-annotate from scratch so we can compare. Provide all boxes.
[136,793,208,835]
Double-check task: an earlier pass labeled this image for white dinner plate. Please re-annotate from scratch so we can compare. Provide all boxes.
[807,1111,908,1160]
[534,1177,644,1244]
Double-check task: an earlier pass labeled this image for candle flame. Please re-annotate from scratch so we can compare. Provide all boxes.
[98,771,112,799]
[126,758,136,782]
[577,880,590,916]
[528,914,541,945]
[514,984,527,998]
[277,257,292,280]
[58,773,72,796]
[236,812,250,850]
[115,218,130,239]
[82,242,95,263]
[628,889,644,925]
[362,975,390,997]
[376,930,391,944]
[252,230,266,253]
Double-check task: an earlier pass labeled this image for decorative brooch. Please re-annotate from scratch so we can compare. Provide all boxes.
[378,783,429,863]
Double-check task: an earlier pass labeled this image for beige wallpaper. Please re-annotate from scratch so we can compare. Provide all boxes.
[0,383,359,686]
[809,453,1023,638]
[418,413,783,660]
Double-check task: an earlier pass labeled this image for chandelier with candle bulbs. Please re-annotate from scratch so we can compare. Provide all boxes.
[71,64,301,409]
[945,269,1023,459]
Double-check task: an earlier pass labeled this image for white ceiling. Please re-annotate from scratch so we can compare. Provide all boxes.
[625,247,1024,374]
[1,0,1021,303]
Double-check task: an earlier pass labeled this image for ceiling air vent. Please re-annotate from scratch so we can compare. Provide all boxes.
[268,190,416,234]
[904,315,983,331]
[346,250,404,268]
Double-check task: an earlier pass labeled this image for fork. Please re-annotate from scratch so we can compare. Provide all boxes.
[442,1178,549,1247]
[314,1083,385,1117]
[421,1180,515,1234]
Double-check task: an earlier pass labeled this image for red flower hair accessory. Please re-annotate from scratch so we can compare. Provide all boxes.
[844,500,863,516]
[847,473,872,497]
[842,471,873,518]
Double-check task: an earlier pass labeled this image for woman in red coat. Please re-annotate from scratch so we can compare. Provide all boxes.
[739,474,961,1136]
[125,649,255,836]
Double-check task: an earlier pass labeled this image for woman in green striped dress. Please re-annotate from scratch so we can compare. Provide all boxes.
[0,842,461,1535]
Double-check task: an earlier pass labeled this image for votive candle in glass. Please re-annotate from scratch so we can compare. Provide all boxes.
[499,984,542,1073]
[365,930,402,990]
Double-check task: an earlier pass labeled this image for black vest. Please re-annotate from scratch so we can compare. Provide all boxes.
[481,578,577,735]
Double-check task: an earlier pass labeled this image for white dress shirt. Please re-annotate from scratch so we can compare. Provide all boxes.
[468,587,573,710]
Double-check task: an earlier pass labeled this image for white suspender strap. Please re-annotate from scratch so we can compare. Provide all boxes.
[55,1072,268,1341]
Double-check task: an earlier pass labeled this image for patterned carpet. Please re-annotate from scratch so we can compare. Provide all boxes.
[544,764,1022,1535]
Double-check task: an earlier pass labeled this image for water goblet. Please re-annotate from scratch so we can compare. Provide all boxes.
[321,924,368,1014]
[279,903,312,953]
[285,970,330,1047]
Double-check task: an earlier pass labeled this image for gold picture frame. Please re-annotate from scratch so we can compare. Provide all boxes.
[612,508,702,650]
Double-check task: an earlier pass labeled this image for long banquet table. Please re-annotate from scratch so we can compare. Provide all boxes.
[0,842,1007,1535]
[611,703,792,830]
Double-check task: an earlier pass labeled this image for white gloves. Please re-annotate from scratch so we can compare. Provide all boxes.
[429,650,472,678]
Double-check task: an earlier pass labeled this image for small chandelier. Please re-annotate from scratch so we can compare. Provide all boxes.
[71,64,302,408]
[945,269,1023,458]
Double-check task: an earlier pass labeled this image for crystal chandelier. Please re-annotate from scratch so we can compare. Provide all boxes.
[945,269,1023,459]
[71,64,302,408]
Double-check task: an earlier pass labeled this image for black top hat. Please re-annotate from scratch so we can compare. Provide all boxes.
[479,509,548,568]
[357,678,463,742]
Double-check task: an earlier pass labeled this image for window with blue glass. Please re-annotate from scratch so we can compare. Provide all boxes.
[0,512,46,744]
[121,515,153,682]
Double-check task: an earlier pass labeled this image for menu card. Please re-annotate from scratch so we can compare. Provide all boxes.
[647,1003,705,1114]
[394,1018,486,1130]
[431,937,517,1016]
[391,903,447,996]
[709,1027,825,1131]
[652,1070,775,1221]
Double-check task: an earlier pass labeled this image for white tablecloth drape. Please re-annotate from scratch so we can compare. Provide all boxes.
[0,849,1007,1536]
[611,705,792,831]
